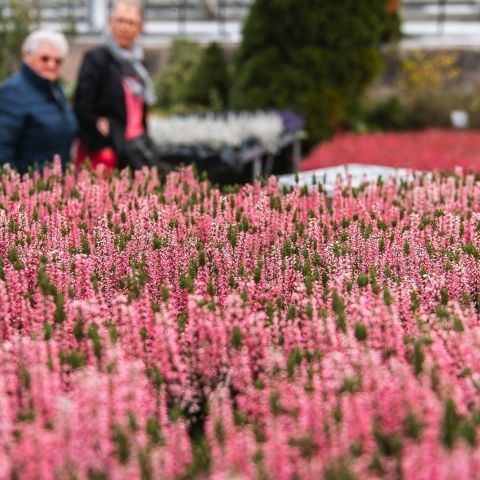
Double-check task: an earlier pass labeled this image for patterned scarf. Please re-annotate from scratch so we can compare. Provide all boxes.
[103,31,156,106]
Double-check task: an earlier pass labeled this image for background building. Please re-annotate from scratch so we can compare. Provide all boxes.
[2,0,480,48]
[2,1,480,102]
[2,0,480,44]
[0,0,253,42]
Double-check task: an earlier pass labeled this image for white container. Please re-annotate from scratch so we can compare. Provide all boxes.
[450,110,469,129]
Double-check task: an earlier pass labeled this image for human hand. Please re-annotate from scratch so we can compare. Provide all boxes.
[96,117,110,137]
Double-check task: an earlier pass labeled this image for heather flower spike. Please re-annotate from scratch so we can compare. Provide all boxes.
[0,165,478,478]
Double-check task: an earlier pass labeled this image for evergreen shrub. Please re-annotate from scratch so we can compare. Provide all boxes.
[0,1,39,83]
[184,42,230,111]
[231,0,400,144]
[154,38,202,113]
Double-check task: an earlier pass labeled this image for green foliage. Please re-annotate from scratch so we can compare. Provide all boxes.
[354,322,368,341]
[59,349,86,369]
[412,340,424,375]
[113,425,130,464]
[404,412,423,440]
[154,38,202,113]
[231,326,243,350]
[374,426,403,456]
[364,91,480,132]
[357,274,369,289]
[332,289,346,332]
[0,1,39,83]
[183,434,211,479]
[324,460,357,480]
[146,416,165,445]
[231,0,400,143]
[364,96,408,131]
[8,246,23,270]
[442,398,460,449]
[184,42,230,110]
[398,50,460,96]
[288,434,318,458]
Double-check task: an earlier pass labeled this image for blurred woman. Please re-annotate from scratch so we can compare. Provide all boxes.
[74,0,163,171]
[0,30,77,174]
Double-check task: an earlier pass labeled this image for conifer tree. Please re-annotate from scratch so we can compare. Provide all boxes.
[231,0,400,143]
[185,42,230,110]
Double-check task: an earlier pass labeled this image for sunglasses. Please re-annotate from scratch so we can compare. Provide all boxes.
[112,16,141,27]
[39,55,63,66]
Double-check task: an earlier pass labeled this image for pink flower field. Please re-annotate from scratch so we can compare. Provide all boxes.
[0,160,480,479]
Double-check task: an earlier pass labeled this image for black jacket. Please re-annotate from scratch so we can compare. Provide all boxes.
[74,46,148,168]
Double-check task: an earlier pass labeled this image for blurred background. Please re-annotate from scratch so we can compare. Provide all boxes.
[2,0,480,181]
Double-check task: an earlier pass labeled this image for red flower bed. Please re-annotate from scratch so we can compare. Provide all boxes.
[301,129,480,172]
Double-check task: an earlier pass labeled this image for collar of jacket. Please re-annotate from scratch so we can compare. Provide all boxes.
[20,62,60,90]
[20,62,65,108]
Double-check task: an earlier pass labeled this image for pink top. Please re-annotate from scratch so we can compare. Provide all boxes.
[123,79,145,140]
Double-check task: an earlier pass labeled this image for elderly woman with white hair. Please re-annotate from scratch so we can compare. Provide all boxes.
[0,30,77,174]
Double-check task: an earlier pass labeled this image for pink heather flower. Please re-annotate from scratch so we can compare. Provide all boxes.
[0,163,478,478]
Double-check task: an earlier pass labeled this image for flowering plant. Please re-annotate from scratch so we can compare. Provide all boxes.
[148,112,285,149]
[302,129,480,172]
[0,159,479,479]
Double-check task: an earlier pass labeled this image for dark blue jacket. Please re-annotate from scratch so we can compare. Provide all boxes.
[0,63,77,174]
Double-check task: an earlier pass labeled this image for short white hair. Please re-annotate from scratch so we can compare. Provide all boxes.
[22,30,69,58]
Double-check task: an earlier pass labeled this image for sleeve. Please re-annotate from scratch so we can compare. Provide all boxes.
[73,51,103,134]
[0,84,25,169]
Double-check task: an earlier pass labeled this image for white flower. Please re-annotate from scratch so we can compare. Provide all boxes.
[148,112,284,148]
